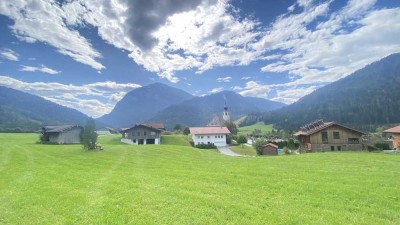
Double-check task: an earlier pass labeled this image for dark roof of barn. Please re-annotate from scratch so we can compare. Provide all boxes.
[42,125,83,133]
[124,124,162,133]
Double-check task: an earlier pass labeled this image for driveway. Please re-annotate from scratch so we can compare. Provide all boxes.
[217,146,242,157]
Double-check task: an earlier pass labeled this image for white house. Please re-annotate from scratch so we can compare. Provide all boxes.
[189,126,231,147]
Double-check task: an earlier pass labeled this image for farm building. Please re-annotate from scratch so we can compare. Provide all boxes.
[294,120,365,152]
[261,143,278,156]
[41,125,83,144]
[383,125,400,149]
[189,126,231,147]
[121,124,161,145]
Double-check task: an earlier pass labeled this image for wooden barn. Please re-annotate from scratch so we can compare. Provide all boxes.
[294,120,365,152]
[41,125,83,144]
[121,124,161,145]
[383,125,400,149]
[261,143,278,156]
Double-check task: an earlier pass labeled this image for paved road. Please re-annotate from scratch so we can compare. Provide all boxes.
[217,146,243,157]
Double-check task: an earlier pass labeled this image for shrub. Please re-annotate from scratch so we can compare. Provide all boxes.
[195,143,217,149]
[252,138,268,156]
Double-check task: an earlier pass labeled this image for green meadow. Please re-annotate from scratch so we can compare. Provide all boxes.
[238,122,273,136]
[1,133,400,224]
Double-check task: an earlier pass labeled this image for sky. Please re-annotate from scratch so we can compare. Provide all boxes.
[0,0,400,118]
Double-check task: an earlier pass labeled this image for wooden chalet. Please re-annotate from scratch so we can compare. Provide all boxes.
[294,120,365,152]
[383,125,400,149]
[41,125,83,144]
[121,124,161,145]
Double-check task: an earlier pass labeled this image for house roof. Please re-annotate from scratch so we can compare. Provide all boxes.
[189,126,231,135]
[294,121,365,136]
[124,124,161,133]
[143,123,165,130]
[264,143,278,149]
[383,125,400,134]
[42,125,82,133]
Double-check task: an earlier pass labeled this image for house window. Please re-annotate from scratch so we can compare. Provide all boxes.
[208,136,210,138]
[331,146,335,151]
[144,131,147,135]
[333,132,340,139]
[348,138,359,144]
[322,132,328,143]
[201,136,203,139]
[337,146,342,151]
[151,132,155,135]
[215,136,217,138]
[137,132,140,136]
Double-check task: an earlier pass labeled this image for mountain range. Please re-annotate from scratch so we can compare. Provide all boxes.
[241,53,400,131]
[97,83,194,128]
[0,86,91,132]
[148,90,286,129]
[99,82,285,129]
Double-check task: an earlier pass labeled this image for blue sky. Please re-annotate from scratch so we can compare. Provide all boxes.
[0,0,399,117]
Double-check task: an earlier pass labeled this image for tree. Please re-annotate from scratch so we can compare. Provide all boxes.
[252,138,268,155]
[183,127,190,135]
[81,118,98,150]
[237,135,247,148]
[224,121,238,135]
[173,124,181,133]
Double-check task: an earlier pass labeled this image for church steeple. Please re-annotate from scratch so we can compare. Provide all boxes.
[222,97,230,121]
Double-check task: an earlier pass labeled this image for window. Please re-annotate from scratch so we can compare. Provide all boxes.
[337,146,342,151]
[348,138,359,144]
[333,132,340,139]
[151,132,155,136]
[208,136,210,138]
[201,136,203,139]
[215,136,217,138]
[331,146,335,151]
[137,132,140,136]
[144,131,147,135]
[322,131,328,143]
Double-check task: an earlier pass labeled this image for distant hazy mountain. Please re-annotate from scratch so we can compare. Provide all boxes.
[241,53,400,131]
[0,86,91,132]
[149,91,286,129]
[98,83,194,128]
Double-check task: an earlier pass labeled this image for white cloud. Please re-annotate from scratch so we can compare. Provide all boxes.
[217,76,232,82]
[241,76,251,80]
[0,76,141,117]
[271,86,318,104]
[0,0,104,70]
[210,87,223,94]
[20,65,61,75]
[236,81,271,98]
[0,49,19,61]
[258,0,400,89]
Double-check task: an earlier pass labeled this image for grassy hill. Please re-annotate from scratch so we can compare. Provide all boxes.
[1,133,400,224]
[238,122,273,136]
[161,134,191,146]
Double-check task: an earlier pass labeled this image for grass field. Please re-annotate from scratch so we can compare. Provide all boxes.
[1,133,400,224]
[160,134,191,146]
[230,144,257,156]
[238,122,273,136]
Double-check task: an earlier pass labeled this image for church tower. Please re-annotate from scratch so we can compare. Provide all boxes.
[222,99,230,121]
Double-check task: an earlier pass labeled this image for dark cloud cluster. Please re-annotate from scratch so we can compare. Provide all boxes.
[126,0,204,51]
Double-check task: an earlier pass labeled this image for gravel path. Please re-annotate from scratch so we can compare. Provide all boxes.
[217,146,243,157]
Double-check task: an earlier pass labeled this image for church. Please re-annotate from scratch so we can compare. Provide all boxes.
[208,101,230,126]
